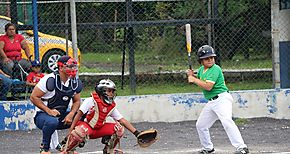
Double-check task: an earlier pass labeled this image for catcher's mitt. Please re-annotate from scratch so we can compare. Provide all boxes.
[136,128,158,148]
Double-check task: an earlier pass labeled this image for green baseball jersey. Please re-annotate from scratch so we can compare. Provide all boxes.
[197,64,228,100]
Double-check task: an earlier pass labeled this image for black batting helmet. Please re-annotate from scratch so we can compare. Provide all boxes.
[197,45,216,60]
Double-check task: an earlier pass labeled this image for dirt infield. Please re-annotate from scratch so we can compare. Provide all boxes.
[0,117,290,154]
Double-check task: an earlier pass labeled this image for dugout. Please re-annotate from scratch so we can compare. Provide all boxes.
[278,1,290,88]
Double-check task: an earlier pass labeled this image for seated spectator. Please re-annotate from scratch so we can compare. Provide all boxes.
[26,60,45,87]
[0,23,32,78]
[0,68,12,100]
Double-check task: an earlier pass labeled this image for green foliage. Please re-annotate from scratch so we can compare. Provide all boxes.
[234,118,249,126]
[216,0,271,60]
[149,29,183,55]
[30,1,272,62]
[155,2,172,20]
[173,1,207,19]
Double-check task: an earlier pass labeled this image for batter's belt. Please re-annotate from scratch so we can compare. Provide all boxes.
[208,91,229,101]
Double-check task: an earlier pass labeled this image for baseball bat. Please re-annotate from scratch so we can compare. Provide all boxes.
[185,24,192,70]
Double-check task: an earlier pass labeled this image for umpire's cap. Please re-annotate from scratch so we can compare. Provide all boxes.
[57,55,78,67]
[57,55,71,64]
[197,45,216,60]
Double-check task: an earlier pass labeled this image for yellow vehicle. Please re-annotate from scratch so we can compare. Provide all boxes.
[0,15,81,72]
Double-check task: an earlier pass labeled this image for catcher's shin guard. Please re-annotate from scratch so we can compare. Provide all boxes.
[63,125,88,152]
[103,144,124,154]
[103,123,125,154]
[106,134,120,154]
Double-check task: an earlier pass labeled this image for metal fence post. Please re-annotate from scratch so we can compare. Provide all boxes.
[10,0,18,32]
[70,0,78,61]
[213,0,220,66]
[65,2,69,55]
[271,0,280,88]
[126,0,136,94]
[32,0,39,60]
[207,0,212,46]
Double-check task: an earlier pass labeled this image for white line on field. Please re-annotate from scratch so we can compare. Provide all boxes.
[79,149,290,154]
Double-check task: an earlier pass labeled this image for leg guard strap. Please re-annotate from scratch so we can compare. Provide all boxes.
[63,125,88,152]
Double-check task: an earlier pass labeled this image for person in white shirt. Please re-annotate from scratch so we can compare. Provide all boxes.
[30,56,82,154]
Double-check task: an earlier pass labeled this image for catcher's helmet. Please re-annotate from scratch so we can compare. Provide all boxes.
[197,45,216,60]
[95,79,116,104]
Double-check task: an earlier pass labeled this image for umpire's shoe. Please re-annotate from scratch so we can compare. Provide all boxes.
[234,147,249,154]
[40,144,51,154]
[197,148,215,154]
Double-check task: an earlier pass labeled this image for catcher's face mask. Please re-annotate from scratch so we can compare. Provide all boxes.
[102,88,116,104]
[58,58,78,78]
[95,79,117,104]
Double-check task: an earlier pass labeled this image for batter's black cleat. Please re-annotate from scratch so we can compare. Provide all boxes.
[197,148,215,154]
[234,147,249,154]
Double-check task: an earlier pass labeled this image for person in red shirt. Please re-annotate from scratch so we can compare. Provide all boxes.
[0,23,32,77]
[26,60,45,87]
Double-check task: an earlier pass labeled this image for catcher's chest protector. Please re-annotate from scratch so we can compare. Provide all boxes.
[45,73,82,114]
[87,92,116,129]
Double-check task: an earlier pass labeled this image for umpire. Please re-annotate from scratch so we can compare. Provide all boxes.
[30,56,82,154]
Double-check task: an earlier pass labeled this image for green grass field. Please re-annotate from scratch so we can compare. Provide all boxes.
[79,53,272,73]
[79,52,273,97]
[80,80,272,97]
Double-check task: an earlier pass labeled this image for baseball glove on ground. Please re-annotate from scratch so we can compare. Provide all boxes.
[136,128,158,148]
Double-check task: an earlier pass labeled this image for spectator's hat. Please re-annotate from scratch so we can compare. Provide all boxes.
[31,60,41,67]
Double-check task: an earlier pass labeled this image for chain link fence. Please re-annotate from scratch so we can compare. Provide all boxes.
[0,0,289,100]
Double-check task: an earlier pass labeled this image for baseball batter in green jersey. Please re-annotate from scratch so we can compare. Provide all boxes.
[187,45,249,154]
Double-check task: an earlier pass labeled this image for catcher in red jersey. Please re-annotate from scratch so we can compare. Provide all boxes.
[59,79,157,154]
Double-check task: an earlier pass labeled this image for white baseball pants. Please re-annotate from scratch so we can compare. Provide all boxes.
[50,130,59,150]
[196,92,247,150]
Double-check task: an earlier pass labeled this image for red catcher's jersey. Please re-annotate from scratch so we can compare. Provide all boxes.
[86,92,116,129]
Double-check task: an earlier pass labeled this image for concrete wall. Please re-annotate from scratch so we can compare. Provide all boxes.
[1,89,290,131]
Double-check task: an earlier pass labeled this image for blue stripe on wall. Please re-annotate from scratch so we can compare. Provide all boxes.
[0,102,35,130]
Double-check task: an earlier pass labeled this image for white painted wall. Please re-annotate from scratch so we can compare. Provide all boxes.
[0,89,289,131]
[116,89,290,123]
